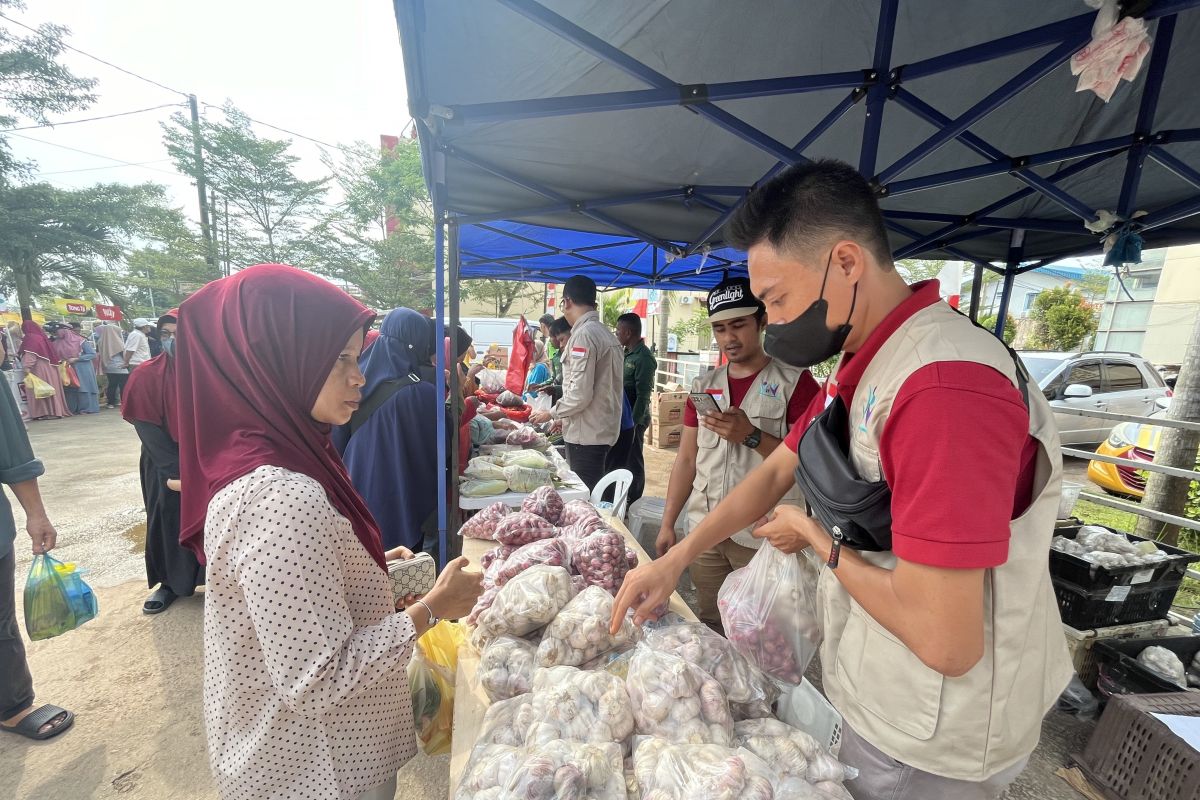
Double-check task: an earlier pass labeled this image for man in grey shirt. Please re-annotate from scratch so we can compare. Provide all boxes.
[0,377,73,740]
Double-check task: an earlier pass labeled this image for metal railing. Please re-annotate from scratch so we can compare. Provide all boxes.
[653,355,715,391]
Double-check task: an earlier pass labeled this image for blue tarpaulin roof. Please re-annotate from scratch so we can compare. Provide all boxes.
[395,0,1200,283]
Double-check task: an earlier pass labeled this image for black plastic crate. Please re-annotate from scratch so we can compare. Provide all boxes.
[1093,635,1200,696]
[1053,577,1180,629]
[1051,524,1200,591]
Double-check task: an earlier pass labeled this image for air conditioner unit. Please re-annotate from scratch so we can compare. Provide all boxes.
[679,295,693,304]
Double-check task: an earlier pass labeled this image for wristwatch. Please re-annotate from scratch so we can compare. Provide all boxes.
[741,428,762,449]
[413,599,440,627]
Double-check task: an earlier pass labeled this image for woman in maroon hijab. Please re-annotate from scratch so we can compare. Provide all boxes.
[18,321,69,421]
[174,264,480,800]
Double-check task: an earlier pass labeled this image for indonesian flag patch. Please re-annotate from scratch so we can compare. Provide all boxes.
[571,346,588,358]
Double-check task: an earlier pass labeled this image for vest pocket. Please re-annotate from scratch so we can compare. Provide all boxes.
[834,602,944,741]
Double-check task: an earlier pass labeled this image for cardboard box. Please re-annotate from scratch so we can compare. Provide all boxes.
[653,423,683,449]
[652,391,688,425]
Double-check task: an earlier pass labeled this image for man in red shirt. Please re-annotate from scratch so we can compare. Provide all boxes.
[614,159,1069,799]
[654,275,817,631]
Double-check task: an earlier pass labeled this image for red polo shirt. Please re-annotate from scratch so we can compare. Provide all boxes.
[684,368,818,428]
[784,281,1037,569]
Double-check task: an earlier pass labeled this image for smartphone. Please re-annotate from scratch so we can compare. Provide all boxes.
[689,391,723,417]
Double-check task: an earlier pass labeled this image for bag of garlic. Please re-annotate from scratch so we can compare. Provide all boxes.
[645,621,779,720]
[632,737,779,800]
[454,743,523,800]
[527,665,636,749]
[536,585,639,668]
[732,718,856,788]
[474,693,537,748]
[717,542,821,684]
[625,642,735,746]
[501,739,626,800]
[479,635,539,702]
[472,564,577,646]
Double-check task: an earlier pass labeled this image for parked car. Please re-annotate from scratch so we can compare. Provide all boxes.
[1087,399,1171,498]
[1017,351,1171,446]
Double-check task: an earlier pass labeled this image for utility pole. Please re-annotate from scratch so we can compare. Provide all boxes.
[222,197,232,277]
[1137,310,1200,546]
[188,94,219,269]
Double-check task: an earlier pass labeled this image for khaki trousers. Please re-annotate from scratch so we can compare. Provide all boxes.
[688,538,757,632]
[840,724,1029,800]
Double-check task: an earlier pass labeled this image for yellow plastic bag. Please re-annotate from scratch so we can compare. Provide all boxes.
[24,372,55,399]
[407,621,467,755]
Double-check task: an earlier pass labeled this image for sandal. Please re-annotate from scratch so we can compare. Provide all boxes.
[142,587,177,615]
[1,704,74,741]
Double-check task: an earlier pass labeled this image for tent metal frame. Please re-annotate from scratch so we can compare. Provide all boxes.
[395,0,1200,563]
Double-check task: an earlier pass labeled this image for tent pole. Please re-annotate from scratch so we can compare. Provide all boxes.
[969,263,985,323]
[448,220,462,561]
[1147,147,1200,190]
[433,210,448,570]
[995,230,1025,339]
[859,0,898,178]
[454,189,688,226]
[1119,15,1176,219]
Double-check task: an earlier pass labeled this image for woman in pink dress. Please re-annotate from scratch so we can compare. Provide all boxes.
[19,322,69,421]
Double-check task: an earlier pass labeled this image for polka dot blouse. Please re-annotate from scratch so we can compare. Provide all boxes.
[203,466,417,800]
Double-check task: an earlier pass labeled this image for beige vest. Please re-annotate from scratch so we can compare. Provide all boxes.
[819,301,1072,781]
[688,359,806,547]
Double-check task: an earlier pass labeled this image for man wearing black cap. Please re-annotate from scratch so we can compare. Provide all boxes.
[529,276,624,490]
[654,274,819,632]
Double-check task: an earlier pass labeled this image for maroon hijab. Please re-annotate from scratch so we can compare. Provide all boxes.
[19,321,58,363]
[175,264,384,568]
[122,310,180,440]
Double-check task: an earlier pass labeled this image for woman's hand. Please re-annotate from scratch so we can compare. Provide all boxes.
[421,556,483,621]
[385,545,415,562]
[166,479,182,492]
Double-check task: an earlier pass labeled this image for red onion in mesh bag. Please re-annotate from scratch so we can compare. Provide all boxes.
[625,547,639,569]
[493,511,558,546]
[520,485,565,524]
[492,538,570,587]
[571,530,630,593]
[560,499,601,527]
[459,501,510,540]
[468,584,501,626]
[480,544,516,572]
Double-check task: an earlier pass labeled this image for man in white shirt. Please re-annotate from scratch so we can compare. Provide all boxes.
[123,319,153,371]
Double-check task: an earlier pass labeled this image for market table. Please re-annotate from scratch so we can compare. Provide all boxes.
[448,513,697,798]
[458,445,590,510]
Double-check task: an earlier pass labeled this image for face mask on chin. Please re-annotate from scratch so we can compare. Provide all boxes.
[762,249,858,368]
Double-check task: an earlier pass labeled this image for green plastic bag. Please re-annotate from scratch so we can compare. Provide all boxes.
[23,554,97,641]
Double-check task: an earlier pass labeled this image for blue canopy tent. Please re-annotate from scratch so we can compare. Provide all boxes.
[392,0,1200,563]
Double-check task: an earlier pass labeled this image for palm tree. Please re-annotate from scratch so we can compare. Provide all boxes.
[601,289,632,328]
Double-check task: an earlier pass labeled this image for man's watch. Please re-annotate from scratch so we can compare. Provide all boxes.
[741,428,762,449]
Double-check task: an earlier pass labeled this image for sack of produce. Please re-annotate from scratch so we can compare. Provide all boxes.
[632,738,778,800]
[496,389,525,408]
[718,542,820,685]
[537,585,639,668]
[479,544,515,573]
[503,465,556,493]
[461,478,509,498]
[646,622,779,720]
[626,643,734,746]
[493,511,558,547]
[505,426,547,449]
[733,718,855,787]
[23,554,97,640]
[464,457,507,482]
[492,538,570,587]
[1138,645,1187,687]
[480,635,540,703]
[503,740,626,800]
[560,515,609,542]
[571,530,631,594]
[455,743,523,800]
[467,584,501,626]
[560,499,601,527]
[502,448,553,470]
[475,693,537,747]
[460,501,510,540]
[473,565,577,644]
[527,665,636,748]
[521,485,565,524]
[625,547,639,569]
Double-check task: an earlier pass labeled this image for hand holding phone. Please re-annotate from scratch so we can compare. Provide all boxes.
[689,391,722,417]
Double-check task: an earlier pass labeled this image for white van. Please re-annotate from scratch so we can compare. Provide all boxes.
[456,317,524,362]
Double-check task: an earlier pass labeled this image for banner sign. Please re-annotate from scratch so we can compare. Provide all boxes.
[94,304,122,321]
[54,298,90,315]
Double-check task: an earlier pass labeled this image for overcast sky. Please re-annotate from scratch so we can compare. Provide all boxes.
[5,0,410,219]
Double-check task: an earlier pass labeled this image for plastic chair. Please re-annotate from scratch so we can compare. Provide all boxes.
[590,469,633,521]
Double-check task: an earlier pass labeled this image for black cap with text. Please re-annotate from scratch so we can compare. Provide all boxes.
[706,275,765,323]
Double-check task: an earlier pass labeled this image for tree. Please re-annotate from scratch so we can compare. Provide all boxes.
[600,289,632,328]
[896,258,947,284]
[119,209,220,316]
[979,313,1017,345]
[461,279,543,317]
[163,102,327,266]
[1027,287,1098,351]
[670,307,709,350]
[0,2,96,182]
[0,181,172,319]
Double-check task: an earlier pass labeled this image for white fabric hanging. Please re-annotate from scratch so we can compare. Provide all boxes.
[1070,0,1152,102]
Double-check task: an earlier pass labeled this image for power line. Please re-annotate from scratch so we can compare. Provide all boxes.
[0,103,183,132]
[34,159,174,177]
[5,131,180,176]
[0,12,188,98]
[200,102,356,154]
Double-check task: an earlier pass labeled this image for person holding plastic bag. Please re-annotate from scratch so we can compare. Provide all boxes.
[614,161,1070,800]
[175,265,482,800]
[0,375,74,741]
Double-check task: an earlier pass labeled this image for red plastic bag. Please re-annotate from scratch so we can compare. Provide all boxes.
[506,316,534,395]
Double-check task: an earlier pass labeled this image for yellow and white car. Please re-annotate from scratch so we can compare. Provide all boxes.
[1087,403,1169,498]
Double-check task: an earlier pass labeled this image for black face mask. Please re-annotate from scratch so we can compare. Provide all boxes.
[763,250,858,368]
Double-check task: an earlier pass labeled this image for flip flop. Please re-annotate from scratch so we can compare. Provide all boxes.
[0,705,74,741]
[142,587,177,615]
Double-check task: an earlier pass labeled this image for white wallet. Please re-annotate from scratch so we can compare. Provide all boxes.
[387,552,436,600]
